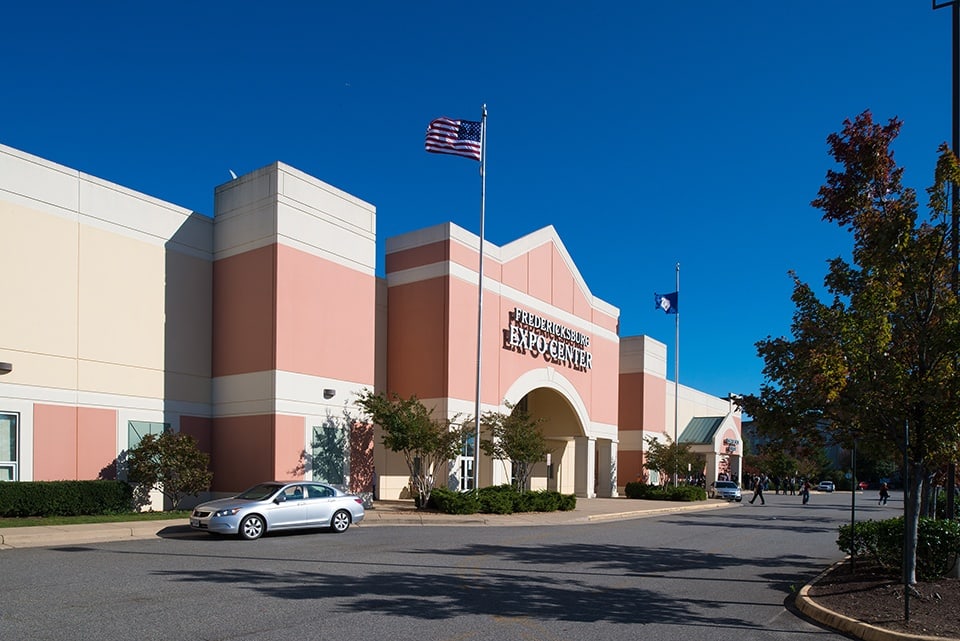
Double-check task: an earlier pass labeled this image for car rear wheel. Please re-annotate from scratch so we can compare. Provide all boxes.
[330,510,351,533]
[239,514,265,540]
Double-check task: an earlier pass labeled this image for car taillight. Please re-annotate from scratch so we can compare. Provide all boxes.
[353,498,363,505]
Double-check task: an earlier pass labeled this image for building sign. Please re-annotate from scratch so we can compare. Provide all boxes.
[504,306,592,370]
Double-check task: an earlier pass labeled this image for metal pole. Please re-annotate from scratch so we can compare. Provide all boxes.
[472,105,487,493]
[904,418,910,622]
[850,439,857,573]
[949,0,959,523]
[934,0,960,524]
[673,262,680,487]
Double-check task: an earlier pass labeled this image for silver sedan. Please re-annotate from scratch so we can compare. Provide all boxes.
[190,481,365,540]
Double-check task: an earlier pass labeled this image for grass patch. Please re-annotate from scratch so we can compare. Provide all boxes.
[0,510,191,528]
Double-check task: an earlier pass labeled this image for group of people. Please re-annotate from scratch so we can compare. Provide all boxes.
[746,475,892,506]
[748,474,813,505]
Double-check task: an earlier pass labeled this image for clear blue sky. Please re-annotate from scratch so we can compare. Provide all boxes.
[1,2,954,400]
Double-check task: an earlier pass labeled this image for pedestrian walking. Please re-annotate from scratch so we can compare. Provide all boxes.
[878,482,889,506]
[749,475,765,505]
[801,480,811,505]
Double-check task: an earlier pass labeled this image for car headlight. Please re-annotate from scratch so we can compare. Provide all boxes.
[214,508,241,517]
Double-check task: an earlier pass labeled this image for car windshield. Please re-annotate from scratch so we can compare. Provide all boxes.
[715,481,737,488]
[236,483,283,500]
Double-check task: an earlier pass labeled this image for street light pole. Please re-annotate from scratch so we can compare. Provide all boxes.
[934,0,959,524]
[850,437,857,573]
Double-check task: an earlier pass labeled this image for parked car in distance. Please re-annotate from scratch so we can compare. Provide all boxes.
[190,481,365,540]
[817,480,835,493]
[709,480,742,502]
[858,481,869,490]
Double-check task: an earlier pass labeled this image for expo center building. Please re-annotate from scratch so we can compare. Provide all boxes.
[0,142,741,502]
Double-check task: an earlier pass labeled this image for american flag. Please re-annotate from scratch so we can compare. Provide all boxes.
[425,117,482,161]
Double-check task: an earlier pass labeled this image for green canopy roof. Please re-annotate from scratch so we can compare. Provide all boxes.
[678,416,724,445]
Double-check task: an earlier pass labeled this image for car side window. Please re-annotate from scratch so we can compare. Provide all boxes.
[307,485,333,499]
[283,486,303,500]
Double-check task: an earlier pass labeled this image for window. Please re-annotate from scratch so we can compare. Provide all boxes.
[0,412,18,481]
[127,421,170,450]
[458,434,475,491]
[311,424,348,485]
[307,484,334,499]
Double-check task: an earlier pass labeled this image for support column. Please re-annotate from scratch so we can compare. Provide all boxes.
[596,439,618,497]
[574,436,596,498]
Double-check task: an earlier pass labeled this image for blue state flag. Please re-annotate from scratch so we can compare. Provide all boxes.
[654,292,678,314]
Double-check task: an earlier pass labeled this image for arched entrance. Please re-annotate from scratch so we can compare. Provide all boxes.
[499,368,618,498]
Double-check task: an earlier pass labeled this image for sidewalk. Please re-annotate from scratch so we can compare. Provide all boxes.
[0,496,922,641]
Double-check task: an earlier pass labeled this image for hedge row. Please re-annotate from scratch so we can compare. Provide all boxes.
[623,482,706,502]
[0,481,134,517]
[838,516,960,581]
[430,485,577,514]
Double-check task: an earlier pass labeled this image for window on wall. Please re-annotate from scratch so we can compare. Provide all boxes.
[127,421,170,450]
[0,412,18,481]
[311,424,348,485]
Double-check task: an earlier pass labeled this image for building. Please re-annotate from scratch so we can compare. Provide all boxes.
[0,142,741,502]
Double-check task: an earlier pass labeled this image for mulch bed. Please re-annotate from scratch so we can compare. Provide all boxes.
[806,559,960,639]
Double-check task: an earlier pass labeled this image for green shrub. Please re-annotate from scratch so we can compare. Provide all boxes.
[557,492,577,511]
[429,485,576,515]
[624,482,706,502]
[528,490,561,512]
[0,481,134,517]
[515,490,537,513]
[477,485,516,514]
[429,487,480,514]
[838,516,960,581]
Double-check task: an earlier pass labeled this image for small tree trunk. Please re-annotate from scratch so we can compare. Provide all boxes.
[903,469,925,586]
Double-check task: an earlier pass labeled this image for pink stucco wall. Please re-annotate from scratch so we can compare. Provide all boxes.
[181,416,212,456]
[274,414,306,481]
[211,415,276,492]
[620,450,646,483]
[34,404,116,481]
[77,407,117,480]
[275,245,375,382]
[211,414,308,492]
[387,278,449,399]
[387,233,619,429]
[643,372,667,432]
[33,404,77,480]
[213,245,277,377]
[618,372,645,432]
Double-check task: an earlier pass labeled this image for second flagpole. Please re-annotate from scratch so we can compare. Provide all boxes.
[674,262,680,487]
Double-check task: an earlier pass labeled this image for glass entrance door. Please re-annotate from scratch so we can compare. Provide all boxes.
[457,434,475,491]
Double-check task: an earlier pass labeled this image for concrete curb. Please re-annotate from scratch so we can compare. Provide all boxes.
[0,499,736,548]
[0,520,193,550]
[795,559,948,641]
[585,501,734,522]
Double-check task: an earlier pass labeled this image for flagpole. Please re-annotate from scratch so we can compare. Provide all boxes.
[473,105,487,492]
[673,262,680,487]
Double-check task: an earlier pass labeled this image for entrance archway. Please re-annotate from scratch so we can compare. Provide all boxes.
[498,368,616,498]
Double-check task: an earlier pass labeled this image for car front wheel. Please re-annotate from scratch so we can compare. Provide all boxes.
[330,510,351,533]
[239,514,266,540]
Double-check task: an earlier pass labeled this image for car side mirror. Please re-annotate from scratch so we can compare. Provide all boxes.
[275,494,286,503]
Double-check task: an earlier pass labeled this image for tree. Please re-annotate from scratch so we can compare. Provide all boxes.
[741,112,960,587]
[643,435,702,484]
[477,401,552,492]
[126,431,213,510]
[355,390,468,508]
